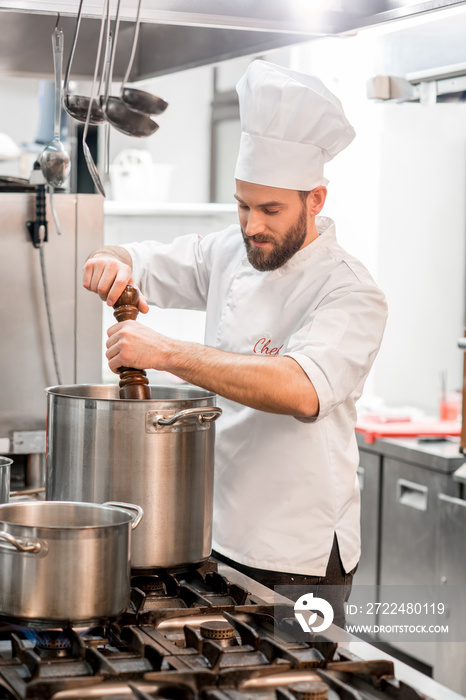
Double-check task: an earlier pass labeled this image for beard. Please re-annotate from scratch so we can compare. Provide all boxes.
[241,204,308,272]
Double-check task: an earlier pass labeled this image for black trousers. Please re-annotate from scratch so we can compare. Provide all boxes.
[213,534,357,628]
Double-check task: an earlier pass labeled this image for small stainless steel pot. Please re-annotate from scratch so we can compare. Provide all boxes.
[0,500,143,625]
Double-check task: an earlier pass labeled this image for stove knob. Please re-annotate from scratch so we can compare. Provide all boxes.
[199,620,236,640]
[288,681,330,700]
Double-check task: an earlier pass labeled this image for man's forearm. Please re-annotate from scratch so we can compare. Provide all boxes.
[164,340,319,417]
[105,310,319,417]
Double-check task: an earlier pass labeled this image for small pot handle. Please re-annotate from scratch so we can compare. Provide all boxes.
[103,501,144,530]
[156,406,222,427]
[0,530,43,554]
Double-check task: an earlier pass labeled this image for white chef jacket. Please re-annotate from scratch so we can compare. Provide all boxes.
[122,216,387,576]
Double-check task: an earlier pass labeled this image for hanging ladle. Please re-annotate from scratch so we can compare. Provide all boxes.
[82,0,109,196]
[119,0,168,117]
[101,0,163,138]
[63,0,105,125]
[39,22,71,188]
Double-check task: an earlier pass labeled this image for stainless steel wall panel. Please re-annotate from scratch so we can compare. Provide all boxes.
[0,193,103,444]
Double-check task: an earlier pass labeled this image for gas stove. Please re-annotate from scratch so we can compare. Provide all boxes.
[0,561,458,700]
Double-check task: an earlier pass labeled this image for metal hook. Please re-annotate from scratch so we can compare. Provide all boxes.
[54,13,61,31]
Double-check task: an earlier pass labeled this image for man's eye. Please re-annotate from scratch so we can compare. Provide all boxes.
[264,209,279,215]
[238,204,249,211]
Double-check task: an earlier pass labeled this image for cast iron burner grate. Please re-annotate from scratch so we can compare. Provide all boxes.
[131,560,219,580]
[135,608,336,673]
[129,565,251,618]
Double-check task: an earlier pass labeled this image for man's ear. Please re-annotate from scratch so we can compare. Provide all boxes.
[308,186,327,216]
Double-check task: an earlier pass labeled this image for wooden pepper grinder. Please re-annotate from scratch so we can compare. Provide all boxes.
[113,285,151,400]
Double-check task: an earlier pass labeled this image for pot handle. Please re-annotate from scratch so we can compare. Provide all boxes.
[103,501,144,530]
[156,406,222,427]
[0,530,43,554]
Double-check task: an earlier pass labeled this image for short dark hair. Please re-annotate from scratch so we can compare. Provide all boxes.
[298,190,311,204]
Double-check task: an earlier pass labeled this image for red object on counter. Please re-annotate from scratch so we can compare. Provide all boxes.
[356,418,461,444]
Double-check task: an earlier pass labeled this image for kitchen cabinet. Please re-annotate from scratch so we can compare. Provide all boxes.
[356,434,465,685]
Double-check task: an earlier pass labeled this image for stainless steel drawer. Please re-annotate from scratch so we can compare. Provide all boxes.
[379,458,458,664]
[380,459,457,587]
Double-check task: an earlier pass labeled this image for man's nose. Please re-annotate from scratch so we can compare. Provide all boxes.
[244,210,265,236]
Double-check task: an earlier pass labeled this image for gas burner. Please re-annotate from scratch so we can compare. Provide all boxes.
[288,680,331,700]
[34,630,70,650]
[32,629,72,658]
[199,621,237,644]
[132,576,168,595]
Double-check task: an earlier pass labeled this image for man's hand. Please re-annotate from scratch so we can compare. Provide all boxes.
[106,321,169,373]
[83,247,149,313]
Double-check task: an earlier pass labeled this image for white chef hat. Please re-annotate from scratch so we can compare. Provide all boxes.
[234,60,355,191]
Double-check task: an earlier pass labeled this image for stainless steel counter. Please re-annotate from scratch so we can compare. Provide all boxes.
[217,561,466,700]
[356,433,465,473]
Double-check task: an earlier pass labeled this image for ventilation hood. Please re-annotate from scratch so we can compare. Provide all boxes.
[0,0,465,80]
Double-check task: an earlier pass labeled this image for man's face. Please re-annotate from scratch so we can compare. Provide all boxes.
[235,180,317,272]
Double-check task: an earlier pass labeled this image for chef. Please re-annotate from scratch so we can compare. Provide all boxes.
[83,60,388,627]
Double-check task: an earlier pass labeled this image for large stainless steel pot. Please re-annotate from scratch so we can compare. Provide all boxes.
[45,384,222,570]
[0,500,142,625]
